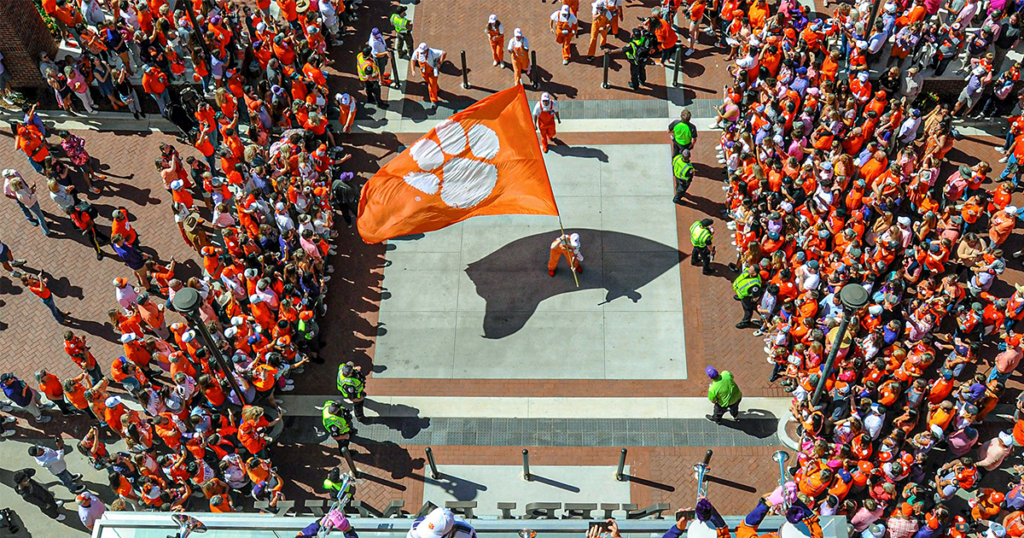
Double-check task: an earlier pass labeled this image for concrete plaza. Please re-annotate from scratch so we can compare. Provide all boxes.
[373,144,687,380]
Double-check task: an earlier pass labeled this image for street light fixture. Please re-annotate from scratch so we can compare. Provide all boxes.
[171,287,249,404]
[810,283,869,407]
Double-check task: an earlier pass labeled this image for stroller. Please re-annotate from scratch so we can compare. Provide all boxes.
[167,86,202,144]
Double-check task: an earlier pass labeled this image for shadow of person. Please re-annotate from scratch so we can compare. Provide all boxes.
[362,400,431,439]
[465,229,682,339]
[548,144,610,162]
[714,408,778,439]
[349,438,426,480]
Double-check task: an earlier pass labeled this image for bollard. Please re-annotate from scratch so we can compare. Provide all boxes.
[461,50,471,89]
[530,50,539,90]
[702,449,713,466]
[672,46,683,88]
[601,52,610,89]
[425,446,440,479]
[522,449,532,481]
[615,448,627,481]
[341,447,360,477]
[389,49,402,89]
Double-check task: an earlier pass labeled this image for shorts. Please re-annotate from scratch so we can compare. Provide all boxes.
[958,88,977,108]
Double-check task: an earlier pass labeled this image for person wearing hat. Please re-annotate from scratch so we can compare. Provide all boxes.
[76,490,105,529]
[27,438,84,493]
[931,22,965,76]
[706,366,742,423]
[977,430,1015,471]
[621,27,653,90]
[688,218,715,274]
[953,63,991,118]
[732,264,764,329]
[337,361,367,421]
[140,64,170,116]
[548,232,583,277]
[532,92,561,153]
[296,309,322,360]
[586,0,613,61]
[390,6,414,59]
[322,400,355,455]
[672,149,695,205]
[407,507,477,538]
[550,4,579,65]
[334,93,358,134]
[13,468,65,521]
[368,28,394,88]
[356,45,387,109]
[735,492,819,538]
[411,42,446,108]
[2,372,52,423]
[485,14,506,68]
[508,28,531,86]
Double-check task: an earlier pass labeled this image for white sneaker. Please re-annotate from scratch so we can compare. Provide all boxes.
[715,145,723,150]
[322,275,331,282]
[282,385,295,392]
[329,248,338,255]
[1,405,10,412]
[56,514,66,522]
[726,222,736,230]
[493,61,498,66]
[56,500,65,507]
[35,415,51,423]
[685,48,694,56]
[1,430,14,437]
[1000,156,1009,163]
[327,265,335,274]
[499,61,505,68]
[3,416,14,424]
[1013,251,1023,259]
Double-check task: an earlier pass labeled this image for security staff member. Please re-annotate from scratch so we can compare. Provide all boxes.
[689,218,715,275]
[337,361,367,421]
[732,265,764,329]
[356,46,388,108]
[296,310,322,361]
[390,6,414,59]
[621,28,652,90]
[322,467,356,501]
[672,149,695,205]
[668,109,696,156]
[322,400,355,455]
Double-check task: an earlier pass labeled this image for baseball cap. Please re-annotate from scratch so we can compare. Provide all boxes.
[411,508,455,538]
[488,14,497,23]
[706,366,718,379]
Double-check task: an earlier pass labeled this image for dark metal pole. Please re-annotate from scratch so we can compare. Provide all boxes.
[341,447,360,477]
[601,52,610,89]
[172,288,248,404]
[389,50,402,89]
[811,284,869,406]
[615,448,627,481]
[460,50,470,89]
[425,446,440,479]
[672,46,683,88]
[530,50,539,90]
[702,449,713,466]
[522,449,532,481]
[865,0,884,44]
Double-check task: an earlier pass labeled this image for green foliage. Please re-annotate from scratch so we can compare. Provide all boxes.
[31,0,62,39]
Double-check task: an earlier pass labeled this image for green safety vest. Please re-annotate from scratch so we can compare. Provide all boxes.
[689,221,712,248]
[732,273,762,299]
[673,122,693,146]
[673,154,694,181]
[390,13,409,33]
[322,401,351,435]
[625,39,642,61]
[337,367,365,396]
[298,319,313,340]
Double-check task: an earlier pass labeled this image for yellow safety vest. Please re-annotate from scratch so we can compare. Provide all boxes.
[689,221,712,248]
[356,53,378,81]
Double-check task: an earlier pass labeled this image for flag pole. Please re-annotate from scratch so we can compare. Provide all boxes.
[557,215,579,288]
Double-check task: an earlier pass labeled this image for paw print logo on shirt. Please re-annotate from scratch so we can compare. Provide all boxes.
[404,119,501,209]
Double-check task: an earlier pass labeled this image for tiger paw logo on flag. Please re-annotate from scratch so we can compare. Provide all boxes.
[404,119,500,209]
[357,85,559,244]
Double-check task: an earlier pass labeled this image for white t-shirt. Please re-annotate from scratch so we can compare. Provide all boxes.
[78,494,106,529]
[550,11,579,32]
[532,100,559,119]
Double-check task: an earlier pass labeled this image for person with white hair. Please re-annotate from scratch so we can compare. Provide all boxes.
[548,232,584,277]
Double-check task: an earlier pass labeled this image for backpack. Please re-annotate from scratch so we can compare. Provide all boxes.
[75,200,98,220]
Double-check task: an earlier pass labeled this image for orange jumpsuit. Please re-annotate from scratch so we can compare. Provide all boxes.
[607,0,623,35]
[548,234,583,274]
[487,22,505,65]
[552,10,578,61]
[588,7,611,57]
[508,36,531,85]
[413,47,443,103]
[533,99,559,152]
[337,97,356,132]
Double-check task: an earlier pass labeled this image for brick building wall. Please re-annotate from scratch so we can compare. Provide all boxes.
[0,0,57,88]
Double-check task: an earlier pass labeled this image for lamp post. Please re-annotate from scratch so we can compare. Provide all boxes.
[171,287,249,404]
[810,284,869,407]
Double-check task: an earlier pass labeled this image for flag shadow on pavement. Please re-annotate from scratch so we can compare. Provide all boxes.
[465,229,682,339]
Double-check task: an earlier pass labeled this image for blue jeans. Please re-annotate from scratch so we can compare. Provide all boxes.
[26,202,50,235]
[1001,153,1019,185]
[14,199,34,222]
[26,158,44,174]
[153,90,170,115]
[41,295,63,323]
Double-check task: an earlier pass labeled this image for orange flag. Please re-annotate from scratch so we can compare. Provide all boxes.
[357,85,559,244]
